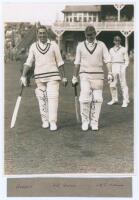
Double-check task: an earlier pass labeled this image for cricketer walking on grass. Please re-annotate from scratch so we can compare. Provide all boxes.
[20,25,68,131]
[72,25,113,131]
[107,36,129,108]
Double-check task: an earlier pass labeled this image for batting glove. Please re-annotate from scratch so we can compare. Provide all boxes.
[72,76,78,86]
[20,76,27,87]
[107,72,114,83]
[62,77,68,87]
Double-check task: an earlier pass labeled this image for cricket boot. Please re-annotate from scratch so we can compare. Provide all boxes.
[107,87,118,105]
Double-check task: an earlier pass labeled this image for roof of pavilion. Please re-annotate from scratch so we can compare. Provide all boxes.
[62,5,101,13]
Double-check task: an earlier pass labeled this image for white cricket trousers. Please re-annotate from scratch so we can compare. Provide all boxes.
[79,78,103,126]
[35,80,59,124]
[110,63,129,102]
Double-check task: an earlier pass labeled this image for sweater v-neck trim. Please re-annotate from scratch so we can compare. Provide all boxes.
[84,41,97,55]
[36,41,51,54]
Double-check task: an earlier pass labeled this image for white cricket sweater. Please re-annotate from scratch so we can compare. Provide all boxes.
[24,40,64,82]
[74,40,111,79]
[109,45,129,66]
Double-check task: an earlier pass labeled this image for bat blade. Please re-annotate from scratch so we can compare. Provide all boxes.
[75,96,80,123]
[10,96,22,128]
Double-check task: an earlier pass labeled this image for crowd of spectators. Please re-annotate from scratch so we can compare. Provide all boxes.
[4,22,33,62]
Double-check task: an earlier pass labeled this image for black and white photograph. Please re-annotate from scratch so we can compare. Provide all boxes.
[1,0,137,198]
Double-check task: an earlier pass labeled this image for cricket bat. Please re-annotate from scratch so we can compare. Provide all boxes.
[74,85,80,123]
[10,85,24,128]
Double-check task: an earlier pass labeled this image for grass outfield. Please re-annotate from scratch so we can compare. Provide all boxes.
[5,60,134,174]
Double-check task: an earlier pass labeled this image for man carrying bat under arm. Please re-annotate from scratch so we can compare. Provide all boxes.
[20,25,68,131]
[72,25,113,131]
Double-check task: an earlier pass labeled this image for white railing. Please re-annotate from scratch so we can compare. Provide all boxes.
[53,21,134,31]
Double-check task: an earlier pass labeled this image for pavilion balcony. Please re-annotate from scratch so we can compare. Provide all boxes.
[52,21,134,32]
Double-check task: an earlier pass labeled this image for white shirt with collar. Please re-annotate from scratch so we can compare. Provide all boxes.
[109,45,129,67]
[85,39,98,51]
[38,40,49,49]
[24,39,64,82]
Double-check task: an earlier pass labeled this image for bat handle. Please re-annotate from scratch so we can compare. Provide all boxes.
[74,85,78,97]
[19,84,24,96]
